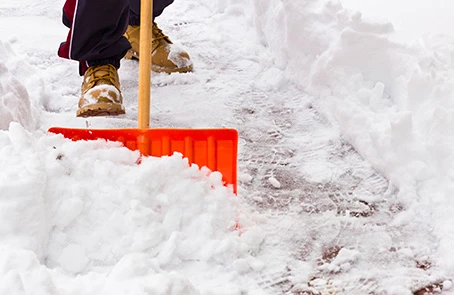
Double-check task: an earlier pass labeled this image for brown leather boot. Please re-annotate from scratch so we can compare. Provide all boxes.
[124,22,193,73]
[76,64,125,117]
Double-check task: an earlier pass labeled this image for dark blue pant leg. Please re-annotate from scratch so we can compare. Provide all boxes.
[59,0,131,74]
[129,0,175,25]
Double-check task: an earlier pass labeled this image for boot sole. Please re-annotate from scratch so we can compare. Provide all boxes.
[76,103,125,118]
[124,49,194,73]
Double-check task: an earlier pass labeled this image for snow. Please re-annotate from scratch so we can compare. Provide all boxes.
[82,84,122,107]
[168,43,194,69]
[2,0,454,293]
[0,41,39,130]
[268,176,281,189]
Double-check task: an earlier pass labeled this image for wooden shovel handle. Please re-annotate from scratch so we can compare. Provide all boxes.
[138,0,153,129]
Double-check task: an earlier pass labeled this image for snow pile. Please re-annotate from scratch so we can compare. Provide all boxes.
[248,0,454,271]
[0,123,263,294]
[0,40,39,130]
[341,0,454,39]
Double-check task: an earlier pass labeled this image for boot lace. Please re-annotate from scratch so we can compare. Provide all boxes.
[85,64,118,87]
[152,22,169,41]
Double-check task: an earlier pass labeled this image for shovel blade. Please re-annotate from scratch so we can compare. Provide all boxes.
[48,127,238,193]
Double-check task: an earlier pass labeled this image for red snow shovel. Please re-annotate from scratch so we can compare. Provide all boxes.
[48,0,238,193]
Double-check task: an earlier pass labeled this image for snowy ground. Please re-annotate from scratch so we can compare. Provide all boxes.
[1,0,454,294]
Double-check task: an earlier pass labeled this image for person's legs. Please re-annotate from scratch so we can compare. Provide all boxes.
[59,0,129,117]
[58,0,131,75]
[58,0,191,117]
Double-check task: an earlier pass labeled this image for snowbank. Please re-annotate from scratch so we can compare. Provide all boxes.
[0,123,264,294]
[248,0,454,271]
[0,40,40,130]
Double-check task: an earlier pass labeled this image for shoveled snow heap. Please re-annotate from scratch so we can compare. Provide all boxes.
[0,41,39,130]
[0,123,264,294]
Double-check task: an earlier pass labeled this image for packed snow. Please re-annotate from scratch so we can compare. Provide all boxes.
[1,0,454,294]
